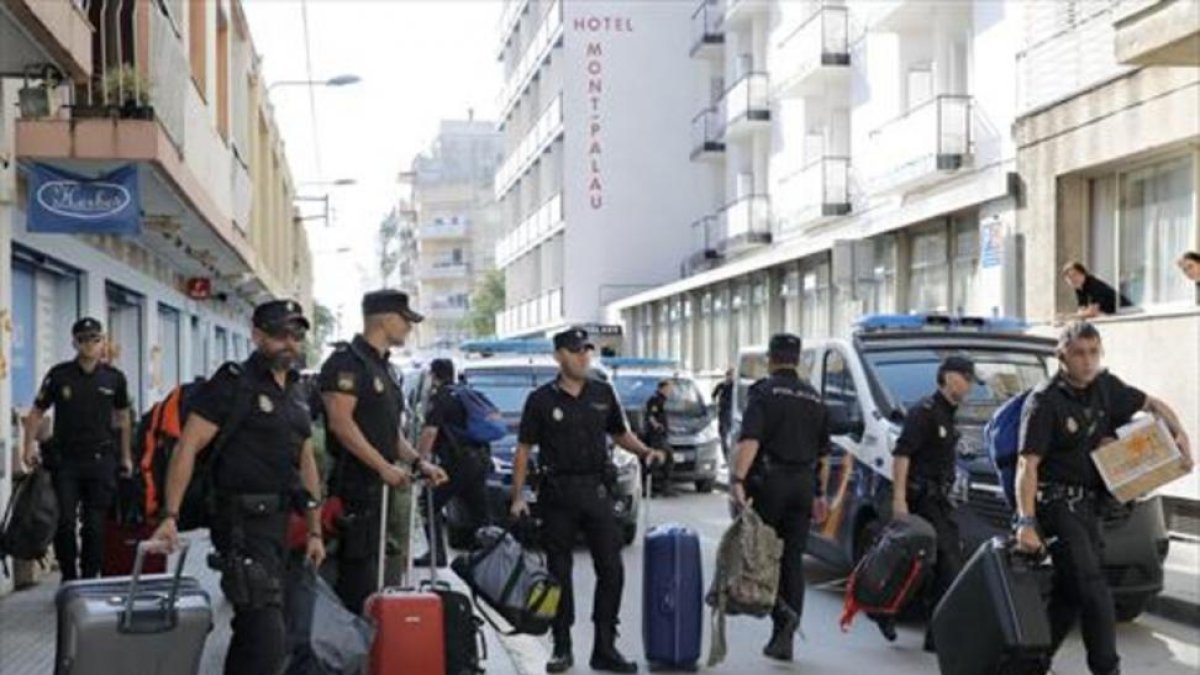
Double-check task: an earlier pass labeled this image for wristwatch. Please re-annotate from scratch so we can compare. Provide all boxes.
[1014,515,1038,529]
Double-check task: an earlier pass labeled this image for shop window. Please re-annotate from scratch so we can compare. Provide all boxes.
[951,216,980,315]
[801,258,831,338]
[908,226,950,312]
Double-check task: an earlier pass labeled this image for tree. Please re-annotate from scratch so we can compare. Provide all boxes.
[377,210,401,285]
[466,269,505,338]
[307,301,336,366]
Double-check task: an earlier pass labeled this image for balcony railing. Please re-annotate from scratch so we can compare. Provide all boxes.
[725,0,768,26]
[497,287,564,336]
[774,6,850,97]
[868,95,971,190]
[497,0,563,122]
[717,194,771,250]
[496,0,530,58]
[419,220,469,240]
[777,156,850,230]
[690,106,725,158]
[420,260,471,280]
[495,93,563,198]
[496,193,564,267]
[720,72,770,135]
[682,215,725,275]
[690,0,726,56]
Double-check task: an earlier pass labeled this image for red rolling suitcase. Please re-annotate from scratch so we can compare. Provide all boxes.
[365,479,447,675]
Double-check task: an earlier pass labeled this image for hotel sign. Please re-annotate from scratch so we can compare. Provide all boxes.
[575,16,634,211]
[27,163,141,235]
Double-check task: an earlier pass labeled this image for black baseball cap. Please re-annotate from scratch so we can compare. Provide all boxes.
[553,327,595,352]
[252,299,310,332]
[72,317,103,337]
[362,290,424,323]
[939,355,983,384]
[768,333,802,363]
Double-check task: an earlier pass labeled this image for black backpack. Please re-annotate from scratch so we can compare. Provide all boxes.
[839,515,937,631]
[0,467,59,569]
[422,581,486,675]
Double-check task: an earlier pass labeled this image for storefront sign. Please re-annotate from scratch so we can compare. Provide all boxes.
[185,277,213,300]
[27,163,141,235]
[980,215,1004,269]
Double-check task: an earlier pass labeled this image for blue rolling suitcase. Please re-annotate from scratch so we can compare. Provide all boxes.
[643,523,703,671]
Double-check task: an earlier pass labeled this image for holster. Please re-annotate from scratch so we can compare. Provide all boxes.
[212,492,287,609]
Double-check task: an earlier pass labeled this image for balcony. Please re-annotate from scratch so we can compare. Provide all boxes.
[716,194,771,255]
[1113,0,1200,66]
[690,0,725,59]
[419,260,471,281]
[495,0,531,60]
[497,287,564,338]
[776,156,851,233]
[720,72,771,140]
[1,0,93,81]
[682,215,723,275]
[427,301,470,320]
[867,0,969,33]
[496,193,564,268]
[724,0,768,28]
[497,0,563,124]
[495,93,564,200]
[773,6,851,100]
[690,107,725,161]
[867,95,972,194]
[418,220,469,241]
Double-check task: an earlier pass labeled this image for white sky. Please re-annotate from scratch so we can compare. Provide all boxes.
[242,0,502,338]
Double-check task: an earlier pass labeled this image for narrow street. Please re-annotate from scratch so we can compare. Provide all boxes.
[497,489,1200,675]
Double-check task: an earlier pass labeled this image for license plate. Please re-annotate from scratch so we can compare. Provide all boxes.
[674,451,695,463]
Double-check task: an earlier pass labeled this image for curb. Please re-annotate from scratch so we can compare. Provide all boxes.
[1146,594,1200,629]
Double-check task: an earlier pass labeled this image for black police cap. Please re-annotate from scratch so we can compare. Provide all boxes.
[72,317,103,337]
[553,327,595,352]
[252,299,310,331]
[362,290,424,323]
[768,333,802,361]
[939,355,983,384]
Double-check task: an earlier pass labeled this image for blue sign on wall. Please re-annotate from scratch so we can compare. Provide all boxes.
[27,163,141,235]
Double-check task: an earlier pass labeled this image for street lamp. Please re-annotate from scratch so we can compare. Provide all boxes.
[267,74,362,92]
[299,178,357,187]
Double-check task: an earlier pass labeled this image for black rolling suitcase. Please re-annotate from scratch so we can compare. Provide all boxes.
[931,536,1053,675]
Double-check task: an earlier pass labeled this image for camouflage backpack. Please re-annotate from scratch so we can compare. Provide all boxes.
[705,506,784,666]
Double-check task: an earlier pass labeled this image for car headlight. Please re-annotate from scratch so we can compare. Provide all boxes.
[613,449,638,474]
[693,421,720,446]
[492,456,512,474]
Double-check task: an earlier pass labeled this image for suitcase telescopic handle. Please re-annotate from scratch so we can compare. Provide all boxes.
[121,539,189,633]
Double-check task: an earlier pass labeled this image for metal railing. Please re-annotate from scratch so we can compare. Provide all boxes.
[497,0,563,121]
[775,6,849,80]
[690,106,724,152]
[778,156,850,225]
[868,95,971,181]
[718,194,771,243]
[691,0,725,50]
[495,93,563,198]
[496,192,563,266]
[720,71,770,130]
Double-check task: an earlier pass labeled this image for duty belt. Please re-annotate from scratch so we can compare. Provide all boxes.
[1037,483,1100,511]
[909,475,954,495]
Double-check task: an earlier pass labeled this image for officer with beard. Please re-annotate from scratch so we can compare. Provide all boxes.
[153,300,326,675]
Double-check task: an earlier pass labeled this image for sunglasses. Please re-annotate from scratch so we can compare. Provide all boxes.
[76,334,104,344]
[265,325,308,342]
[563,344,593,355]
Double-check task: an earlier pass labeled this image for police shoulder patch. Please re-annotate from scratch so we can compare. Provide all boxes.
[337,372,356,392]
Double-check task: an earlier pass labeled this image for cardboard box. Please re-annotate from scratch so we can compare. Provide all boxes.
[1092,417,1189,503]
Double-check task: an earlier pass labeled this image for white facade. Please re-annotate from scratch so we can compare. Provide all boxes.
[494,0,707,337]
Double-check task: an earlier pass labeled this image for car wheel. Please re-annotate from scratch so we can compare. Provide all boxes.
[695,479,715,494]
[1114,594,1152,623]
[622,523,638,546]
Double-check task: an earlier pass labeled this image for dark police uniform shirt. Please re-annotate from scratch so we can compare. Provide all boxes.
[892,391,960,485]
[1019,370,1146,489]
[712,381,733,423]
[643,392,669,440]
[739,370,830,469]
[424,385,468,462]
[1075,275,1129,315]
[34,360,130,451]
[318,335,403,497]
[518,377,629,475]
[190,352,311,494]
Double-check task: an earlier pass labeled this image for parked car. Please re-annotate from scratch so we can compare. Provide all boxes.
[603,357,721,493]
[729,314,1168,622]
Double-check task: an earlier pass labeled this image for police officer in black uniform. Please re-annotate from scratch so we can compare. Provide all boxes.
[711,368,734,459]
[1016,321,1193,675]
[877,355,979,649]
[731,333,830,663]
[319,290,448,612]
[510,327,665,674]
[415,358,491,566]
[152,300,326,675]
[641,379,677,497]
[22,317,133,582]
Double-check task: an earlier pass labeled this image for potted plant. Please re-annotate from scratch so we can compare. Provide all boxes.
[93,64,154,120]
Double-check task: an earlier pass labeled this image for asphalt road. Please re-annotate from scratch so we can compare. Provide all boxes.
[495,489,1200,675]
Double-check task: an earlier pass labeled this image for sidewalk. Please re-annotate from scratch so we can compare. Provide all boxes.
[1148,537,1200,628]
[0,533,524,675]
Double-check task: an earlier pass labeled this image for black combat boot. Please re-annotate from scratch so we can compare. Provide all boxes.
[763,603,799,662]
[590,624,637,673]
[546,633,573,674]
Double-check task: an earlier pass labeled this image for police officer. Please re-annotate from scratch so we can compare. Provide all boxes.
[730,333,830,663]
[22,317,133,582]
[415,358,491,566]
[319,290,448,612]
[1015,321,1192,675]
[878,355,979,649]
[152,300,326,675]
[641,379,677,497]
[510,327,665,674]
[711,368,734,459]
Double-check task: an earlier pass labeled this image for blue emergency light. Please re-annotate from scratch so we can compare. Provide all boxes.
[601,357,680,369]
[855,314,1028,333]
[459,338,554,355]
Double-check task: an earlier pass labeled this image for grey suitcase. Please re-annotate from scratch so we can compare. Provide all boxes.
[55,541,213,675]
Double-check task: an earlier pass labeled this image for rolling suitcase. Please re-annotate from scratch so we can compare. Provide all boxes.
[365,477,447,675]
[55,540,212,675]
[642,476,704,670]
[931,536,1053,675]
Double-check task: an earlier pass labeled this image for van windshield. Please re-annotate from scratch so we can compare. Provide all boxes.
[462,368,557,415]
[613,375,706,416]
[864,348,1052,424]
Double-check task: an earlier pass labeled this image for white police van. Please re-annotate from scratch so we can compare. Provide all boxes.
[730,314,1168,621]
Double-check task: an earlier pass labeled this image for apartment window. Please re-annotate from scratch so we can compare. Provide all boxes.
[1090,155,1195,308]
[189,0,208,99]
[909,226,950,312]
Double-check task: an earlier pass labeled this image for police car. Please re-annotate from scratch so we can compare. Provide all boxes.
[730,314,1168,621]
[407,339,643,548]
[603,357,721,493]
